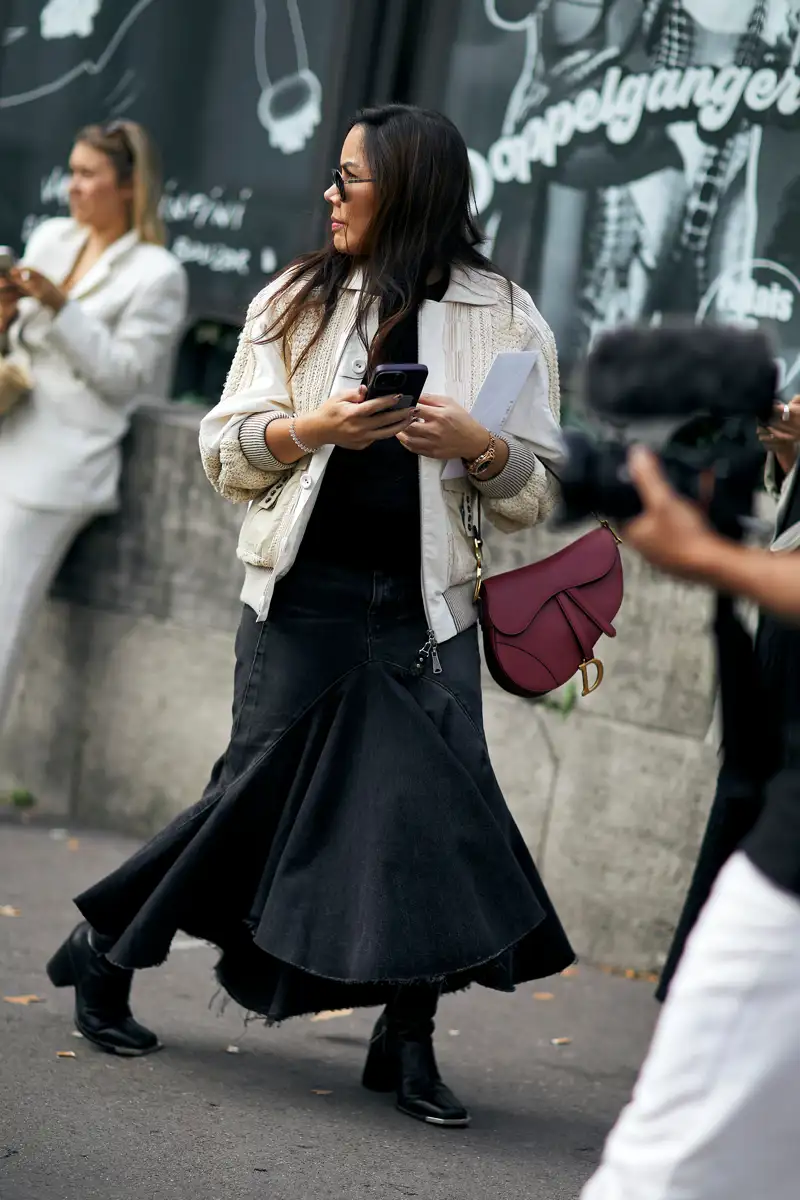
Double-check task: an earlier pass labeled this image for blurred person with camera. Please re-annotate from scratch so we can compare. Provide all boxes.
[580,444,800,1200]
[544,323,800,1197]
[45,104,573,1128]
[649,391,800,1002]
[0,119,187,732]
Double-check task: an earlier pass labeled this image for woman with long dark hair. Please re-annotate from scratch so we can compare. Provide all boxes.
[46,105,573,1128]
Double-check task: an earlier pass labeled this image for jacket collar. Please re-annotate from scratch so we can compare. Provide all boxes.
[69,226,140,300]
[48,221,140,301]
[342,262,499,306]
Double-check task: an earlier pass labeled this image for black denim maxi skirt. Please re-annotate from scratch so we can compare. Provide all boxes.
[76,560,575,1022]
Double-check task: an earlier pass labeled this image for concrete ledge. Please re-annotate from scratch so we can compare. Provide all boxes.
[0,408,723,969]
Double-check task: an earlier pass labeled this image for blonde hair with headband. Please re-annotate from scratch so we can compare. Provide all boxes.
[74,120,167,246]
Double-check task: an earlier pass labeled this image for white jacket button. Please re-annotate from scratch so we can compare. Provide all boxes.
[351,356,367,374]
[300,472,313,489]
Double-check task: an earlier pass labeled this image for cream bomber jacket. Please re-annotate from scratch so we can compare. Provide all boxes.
[199,263,565,645]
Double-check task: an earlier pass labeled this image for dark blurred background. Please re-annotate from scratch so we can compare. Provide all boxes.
[3,0,800,408]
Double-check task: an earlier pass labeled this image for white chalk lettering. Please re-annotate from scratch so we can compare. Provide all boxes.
[645,68,683,114]
[598,66,623,125]
[160,183,252,232]
[744,68,781,112]
[547,101,576,151]
[573,86,603,134]
[485,64,800,180]
[607,73,649,145]
[717,277,795,323]
[777,69,800,116]
[675,66,715,111]
[521,118,549,173]
[697,65,751,134]
[171,236,252,276]
[260,247,278,274]
[488,136,524,183]
[40,166,70,206]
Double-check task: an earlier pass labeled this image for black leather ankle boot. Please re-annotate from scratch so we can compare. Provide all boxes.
[362,988,470,1127]
[46,922,161,1057]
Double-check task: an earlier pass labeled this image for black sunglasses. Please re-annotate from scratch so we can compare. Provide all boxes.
[331,167,375,202]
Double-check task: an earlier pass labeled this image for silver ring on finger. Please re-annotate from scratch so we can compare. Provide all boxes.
[783,403,791,422]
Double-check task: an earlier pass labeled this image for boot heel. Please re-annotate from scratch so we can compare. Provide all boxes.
[46,940,75,988]
[362,1030,396,1094]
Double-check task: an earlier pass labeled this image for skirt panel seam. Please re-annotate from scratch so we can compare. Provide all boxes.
[228,616,269,745]
[186,658,393,831]
[155,661,486,868]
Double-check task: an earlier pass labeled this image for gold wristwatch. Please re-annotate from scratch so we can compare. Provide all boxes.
[465,432,496,478]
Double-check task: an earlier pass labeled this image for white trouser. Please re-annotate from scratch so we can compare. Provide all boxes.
[0,493,92,731]
[582,851,800,1200]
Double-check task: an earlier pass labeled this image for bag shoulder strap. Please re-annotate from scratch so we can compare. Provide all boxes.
[461,458,621,601]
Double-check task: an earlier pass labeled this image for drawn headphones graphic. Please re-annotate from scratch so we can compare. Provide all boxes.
[1,0,322,153]
[40,0,103,41]
[0,0,155,114]
[254,0,322,156]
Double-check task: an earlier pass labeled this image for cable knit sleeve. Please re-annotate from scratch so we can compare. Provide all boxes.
[199,282,295,503]
[480,299,563,533]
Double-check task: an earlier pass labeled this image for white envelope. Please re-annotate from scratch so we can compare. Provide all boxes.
[442,350,541,480]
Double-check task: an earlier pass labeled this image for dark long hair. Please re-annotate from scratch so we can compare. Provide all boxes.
[257,104,504,375]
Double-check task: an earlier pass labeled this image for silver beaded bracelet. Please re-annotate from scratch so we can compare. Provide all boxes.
[289,414,316,455]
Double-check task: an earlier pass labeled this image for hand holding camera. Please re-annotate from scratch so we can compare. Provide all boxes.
[572,327,800,619]
[757,395,800,475]
[622,446,719,581]
[559,323,778,541]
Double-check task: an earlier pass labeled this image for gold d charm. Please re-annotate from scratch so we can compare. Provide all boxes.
[579,659,604,696]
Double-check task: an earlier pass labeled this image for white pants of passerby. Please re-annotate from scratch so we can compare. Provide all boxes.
[581,851,800,1200]
[0,493,92,730]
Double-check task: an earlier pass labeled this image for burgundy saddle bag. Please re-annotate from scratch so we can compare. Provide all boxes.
[471,509,624,700]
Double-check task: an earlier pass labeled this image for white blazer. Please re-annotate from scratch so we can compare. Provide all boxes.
[0,217,188,512]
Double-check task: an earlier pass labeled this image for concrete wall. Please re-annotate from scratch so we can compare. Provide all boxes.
[1,406,721,970]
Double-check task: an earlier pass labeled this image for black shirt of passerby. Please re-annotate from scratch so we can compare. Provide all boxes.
[744,770,800,898]
[297,272,449,574]
[745,469,800,899]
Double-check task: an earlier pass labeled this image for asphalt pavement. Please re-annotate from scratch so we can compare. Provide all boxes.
[0,822,657,1200]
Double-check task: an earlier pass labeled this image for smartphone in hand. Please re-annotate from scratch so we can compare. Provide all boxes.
[363,363,428,411]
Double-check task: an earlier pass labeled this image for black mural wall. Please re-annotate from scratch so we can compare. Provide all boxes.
[3,1,800,399]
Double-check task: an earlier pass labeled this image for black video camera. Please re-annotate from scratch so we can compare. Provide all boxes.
[559,324,780,540]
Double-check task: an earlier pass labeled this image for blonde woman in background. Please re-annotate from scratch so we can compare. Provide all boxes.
[0,120,187,730]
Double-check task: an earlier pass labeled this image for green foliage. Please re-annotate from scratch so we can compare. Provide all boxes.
[172,392,209,407]
[3,788,36,809]
[540,680,578,718]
